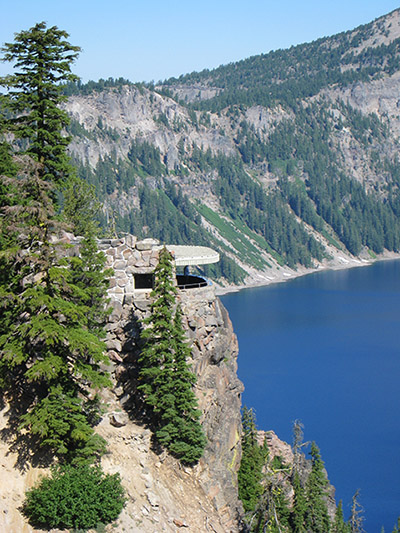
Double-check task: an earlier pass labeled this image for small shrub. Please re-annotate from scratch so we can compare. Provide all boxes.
[23,463,126,531]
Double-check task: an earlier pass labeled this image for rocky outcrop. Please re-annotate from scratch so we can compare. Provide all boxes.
[65,84,234,169]
[180,287,243,526]
[164,84,222,103]
[259,430,337,521]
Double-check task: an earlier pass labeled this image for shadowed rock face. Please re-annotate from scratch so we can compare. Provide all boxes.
[179,288,244,526]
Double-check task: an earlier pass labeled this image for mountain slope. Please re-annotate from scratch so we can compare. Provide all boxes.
[164,9,400,108]
[65,8,400,286]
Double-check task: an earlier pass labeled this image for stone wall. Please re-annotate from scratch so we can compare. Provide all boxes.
[97,235,161,303]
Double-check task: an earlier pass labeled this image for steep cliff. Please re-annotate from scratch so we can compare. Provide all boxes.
[0,235,244,532]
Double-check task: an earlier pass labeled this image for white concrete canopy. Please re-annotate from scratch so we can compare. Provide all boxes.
[161,245,220,267]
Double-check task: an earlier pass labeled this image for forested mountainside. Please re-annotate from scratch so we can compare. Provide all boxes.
[64,8,400,285]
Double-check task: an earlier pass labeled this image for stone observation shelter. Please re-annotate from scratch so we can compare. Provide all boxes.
[93,235,220,303]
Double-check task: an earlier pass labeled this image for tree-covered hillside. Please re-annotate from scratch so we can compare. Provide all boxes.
[165,9,400,110]
[64,8,400,285]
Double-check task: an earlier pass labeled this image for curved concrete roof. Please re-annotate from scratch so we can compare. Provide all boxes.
[163,245,220,267]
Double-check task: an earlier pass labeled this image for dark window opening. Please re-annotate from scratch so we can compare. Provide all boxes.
[134,273,154,289]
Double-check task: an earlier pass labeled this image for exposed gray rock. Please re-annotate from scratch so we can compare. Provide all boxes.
[145,490,160,508]
[108,350,123,363]
[109,412,129,427]
[125,234,137,248]
[106,338,122,352]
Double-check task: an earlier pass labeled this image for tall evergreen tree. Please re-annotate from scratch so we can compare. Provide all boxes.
[304,442,331,532]
[290,471,307,533]
[0,25,111,463]
[0,22,125,528]
[138,247,206,464]
[0,160,111,462]
[238,406,267,515]
[0,22,80,186]
[62,177,102,236]
[333,500,351,533]
[238,407,293,532]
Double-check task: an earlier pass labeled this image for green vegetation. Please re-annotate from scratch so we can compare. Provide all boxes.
[70,90,400,281]
[238,413,352,532]
[238,407,268,513]
[0,14,399,532]
[304,442,331,532]
[0,22,112,464]
[262,104,400,256]
[0,161,112,463]
[112,179,246,284]
[165,16,400,112]
[0,22,80,186]
[71,152,137,196]
[62,76,135,96]
[0,22,125,530]
[128,137,166,176]
[60,10,400,285]
[138,247,206,464]
[197,204,270,270]
[207,152,326,268]
[22,464,125,530]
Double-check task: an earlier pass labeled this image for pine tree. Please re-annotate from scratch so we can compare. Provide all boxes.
[0,160,111,462]
[155,306,206,463]
[63,177,102,236]
[238,407,267,514]
[238,407,293,532]
[19,384,107,464]
[290,471,307,533]
[333,500,351,533]
[0,142,18,255]
[0,22,80,186]
[304,442,331,532]
[0,22,124,528]
[69,230,113,336]
[138,247,206,464]
[138,247,177,409]
[0,25,111,462]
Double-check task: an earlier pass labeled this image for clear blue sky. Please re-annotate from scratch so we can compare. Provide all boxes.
[1,0,399,83]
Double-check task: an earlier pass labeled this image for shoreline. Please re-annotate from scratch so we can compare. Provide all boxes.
[214,250,400,296]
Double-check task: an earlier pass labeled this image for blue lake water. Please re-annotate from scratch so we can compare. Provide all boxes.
[221,260,400,532]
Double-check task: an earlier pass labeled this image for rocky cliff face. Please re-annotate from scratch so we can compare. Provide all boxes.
[66,85,234,171]
[0,234,244,533]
